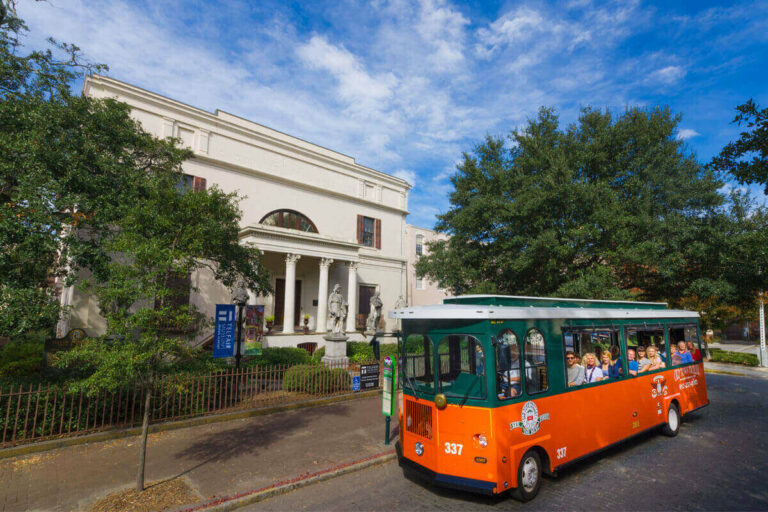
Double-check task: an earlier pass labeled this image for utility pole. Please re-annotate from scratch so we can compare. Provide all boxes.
[760,295,768,368]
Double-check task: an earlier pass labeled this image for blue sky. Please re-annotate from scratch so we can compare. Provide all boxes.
[17,0,768,228]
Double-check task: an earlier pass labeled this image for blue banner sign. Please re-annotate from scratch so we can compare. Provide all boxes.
[213,304,237,358]
[352,376,361,391]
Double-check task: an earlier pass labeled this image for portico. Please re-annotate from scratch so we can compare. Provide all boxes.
[239,224,361,334]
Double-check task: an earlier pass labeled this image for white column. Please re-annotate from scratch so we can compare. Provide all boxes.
[282,253,301,333]
[346,262,359,333]
[316,258,333,333]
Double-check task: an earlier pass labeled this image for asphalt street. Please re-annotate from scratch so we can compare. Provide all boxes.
[248,373,768,511]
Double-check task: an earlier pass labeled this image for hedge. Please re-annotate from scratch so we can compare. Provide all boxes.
[709,349,759,367]
[282,364,351,394]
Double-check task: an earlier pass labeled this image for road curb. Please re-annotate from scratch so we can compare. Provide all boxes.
[174,450,398,512]
[0,390,380,460]
[705,369,767,379]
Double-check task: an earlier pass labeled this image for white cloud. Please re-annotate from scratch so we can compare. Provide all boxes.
[648,65,686,85]
[392,169,417,186]
[296,35,397,113]
[14,0,768,230]
[677,128,700,140]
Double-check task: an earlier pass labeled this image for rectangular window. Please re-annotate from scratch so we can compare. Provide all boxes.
[415,235,424,256]
[415,277,424,290]
[403,334,434,394]
[668,325,701,365]
[562,328,621,385]
[437,335,485,399]
[524,329,548,394]
[177,174,206,193]
[357,215,381,248]
[626,326,666,373]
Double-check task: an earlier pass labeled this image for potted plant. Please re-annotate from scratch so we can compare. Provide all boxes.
[265,315,275,334]
[303,313,310,334]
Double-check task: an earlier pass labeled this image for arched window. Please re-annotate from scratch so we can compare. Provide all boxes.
[259,209,318,233]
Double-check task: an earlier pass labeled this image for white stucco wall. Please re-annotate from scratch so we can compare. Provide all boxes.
[66,75,411,339]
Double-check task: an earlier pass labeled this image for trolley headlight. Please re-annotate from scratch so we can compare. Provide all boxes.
[414,442,424,456]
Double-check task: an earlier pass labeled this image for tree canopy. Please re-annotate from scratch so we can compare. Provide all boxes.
[710,99,768,194]
[416,106,768,327]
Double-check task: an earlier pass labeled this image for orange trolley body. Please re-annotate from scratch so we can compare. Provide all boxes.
[391,295,709,501]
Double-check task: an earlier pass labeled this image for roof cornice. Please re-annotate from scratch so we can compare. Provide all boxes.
[83,75,412,191]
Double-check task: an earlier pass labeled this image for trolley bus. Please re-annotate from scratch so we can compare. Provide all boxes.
[390,295,708,501]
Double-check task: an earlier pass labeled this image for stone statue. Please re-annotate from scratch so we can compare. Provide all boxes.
[328,284,347,336]
[394,295,407,310]
[366,290,383,333]
[231,279,249,306]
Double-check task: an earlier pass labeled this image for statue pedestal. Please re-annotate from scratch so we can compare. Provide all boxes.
[322,334,349,367]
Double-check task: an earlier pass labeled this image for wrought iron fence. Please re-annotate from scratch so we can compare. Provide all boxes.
[0,359,379,449]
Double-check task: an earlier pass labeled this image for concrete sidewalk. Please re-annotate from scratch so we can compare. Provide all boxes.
[0,395,396,512]
[705,361,768,379]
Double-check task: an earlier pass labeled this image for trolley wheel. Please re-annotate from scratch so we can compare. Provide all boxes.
[512,449,542,502]
[662,402,680,437]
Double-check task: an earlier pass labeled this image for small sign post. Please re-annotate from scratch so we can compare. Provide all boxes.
[213,304,237,358]
[382,356,396,445]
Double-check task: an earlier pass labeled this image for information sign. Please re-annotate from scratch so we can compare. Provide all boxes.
[352,376,361,391]
[382,357,396,417]
[360,363,380,390]
[213,304,236,358]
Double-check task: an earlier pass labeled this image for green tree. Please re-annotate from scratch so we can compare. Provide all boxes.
[710,99,768,193]
[3,2,272,490]
[416,106,768,324]
[58,171,270,491]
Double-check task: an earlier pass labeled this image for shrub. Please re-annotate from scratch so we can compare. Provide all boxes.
[283,364,351,394]
[249,347,312,367]
[346,341,398,363]
[709,349,759,366]
[0,334,45,384]
[312,346,325,362]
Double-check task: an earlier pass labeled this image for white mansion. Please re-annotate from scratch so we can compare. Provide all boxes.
[58,76,446,348]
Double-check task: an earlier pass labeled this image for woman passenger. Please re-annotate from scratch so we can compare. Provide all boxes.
[646,346,666,371]
[687,341,702,361]
[600,352,611,379]
[584,353,604,383]
[637,346,651,373]
[609,345,623,378]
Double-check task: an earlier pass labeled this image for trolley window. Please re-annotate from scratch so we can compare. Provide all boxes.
[496,329,526,400]
[402,334,435,394]
[524,329,548,394]
[437,335,485,400]
[668,324,701,365]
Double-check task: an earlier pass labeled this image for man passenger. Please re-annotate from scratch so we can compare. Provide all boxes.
[566,351,585,386]
[627,348,638,376]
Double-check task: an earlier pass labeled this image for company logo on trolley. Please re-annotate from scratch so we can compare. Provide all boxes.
[674,365,700,382]
[510,401,550,436]
[651,375,668,398]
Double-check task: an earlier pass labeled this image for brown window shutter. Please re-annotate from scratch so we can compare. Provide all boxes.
[193,176,207,192]
[375,218,381,249]
[357,215,364,244]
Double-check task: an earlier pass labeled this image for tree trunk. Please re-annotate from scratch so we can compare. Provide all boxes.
[136,386,152,492]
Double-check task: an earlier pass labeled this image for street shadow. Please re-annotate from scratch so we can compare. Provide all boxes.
[167,400,356,480]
